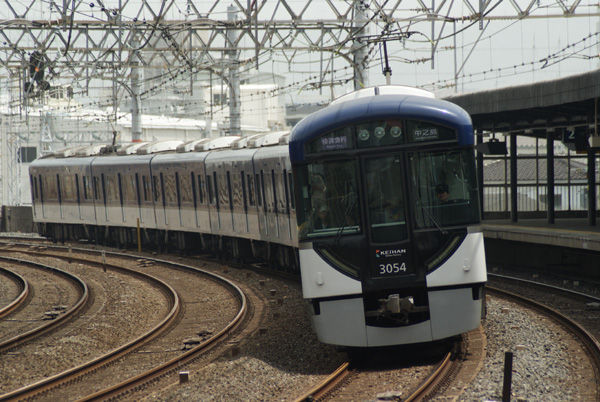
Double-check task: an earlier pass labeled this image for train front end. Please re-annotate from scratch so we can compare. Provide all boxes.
[289,86,487,347]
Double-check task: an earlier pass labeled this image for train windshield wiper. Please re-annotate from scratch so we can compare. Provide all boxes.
[419,203,447,235]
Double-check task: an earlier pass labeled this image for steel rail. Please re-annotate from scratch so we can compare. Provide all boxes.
[294,362,351,402]
[487,285,600,398]
[0,259,180,401]
[80,258,248,401]
[404,351,453,402]
[0,257,89,354]
[0,267,29,319]
[0,244,248,401]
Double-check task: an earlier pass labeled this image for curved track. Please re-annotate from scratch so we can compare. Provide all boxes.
[487,280,600,400]
[0,267,28,319]
[0,242,249,401]
[0,256,88,353]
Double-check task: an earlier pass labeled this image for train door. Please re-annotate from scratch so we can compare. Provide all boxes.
[361,154,422,295]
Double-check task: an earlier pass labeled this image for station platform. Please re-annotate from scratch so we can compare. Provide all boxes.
[482,218,600,253]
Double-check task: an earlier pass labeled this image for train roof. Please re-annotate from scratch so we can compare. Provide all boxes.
[289,85,473,163]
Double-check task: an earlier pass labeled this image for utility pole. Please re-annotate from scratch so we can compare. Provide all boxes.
[227,5,241,136]
[130,31,142,143]
[352,0,369,90]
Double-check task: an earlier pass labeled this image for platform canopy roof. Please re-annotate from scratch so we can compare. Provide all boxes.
[445,69,600,137]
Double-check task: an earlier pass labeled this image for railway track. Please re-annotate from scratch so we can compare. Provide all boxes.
[293,331,485,402]
[0,256,88,353]
[0,241,249,401]
[0,267,28,319]
[488,274,600,400]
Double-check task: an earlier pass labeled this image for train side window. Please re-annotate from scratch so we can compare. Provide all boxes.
[39,175,44,202]
[288,171,295,210]
[197,174,204,204]
[271,169,278,213]
[247,174,255,206]
[93,176,99,200]
[135,173,142,206]
[190,172,198,208]
[241,172,248,211]
[178,171,192,205]
[283,169,290,214]
[105,174,118,203]
[29,176,35,200]
[117,173,124,206]
[213,172,220,209]
[56,174,62,203]
[260,171,266,211]
[101,174,107,204]
[159,173,167,207]
[75,174,81,203]
[206,174,214,205]
[152,175,160,203]
[226,171,233,210]
[82,176,88,200]
[255,173,262,206]
[142,175,149,202]
[175,172,182,207]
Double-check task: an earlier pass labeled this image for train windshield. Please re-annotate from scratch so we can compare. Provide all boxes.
[364,156,408,243]
[409,149,480,228]
[296,160,360,240]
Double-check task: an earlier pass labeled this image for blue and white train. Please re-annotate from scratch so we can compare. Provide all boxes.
[30,86,486,347]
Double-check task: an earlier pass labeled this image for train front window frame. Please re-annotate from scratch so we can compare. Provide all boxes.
[364,155,408,243]
[408,149,480,229]
[296,159,361,240]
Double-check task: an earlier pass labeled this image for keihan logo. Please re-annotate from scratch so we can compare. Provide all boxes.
[375,249,407,258]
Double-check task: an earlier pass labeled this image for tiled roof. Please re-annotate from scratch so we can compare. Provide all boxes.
[484,157,588,183]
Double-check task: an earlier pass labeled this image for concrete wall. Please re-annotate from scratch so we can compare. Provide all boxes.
[1,206,34,233]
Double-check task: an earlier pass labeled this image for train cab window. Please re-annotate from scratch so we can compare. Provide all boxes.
[207,174,214,205]
[408,149,480,228]
[365,156,408,243]
[296,160,360,240]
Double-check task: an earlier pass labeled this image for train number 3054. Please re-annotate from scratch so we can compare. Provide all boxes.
[378,262,407,275]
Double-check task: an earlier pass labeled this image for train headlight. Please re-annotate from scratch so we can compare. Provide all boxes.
[358,129,370,141]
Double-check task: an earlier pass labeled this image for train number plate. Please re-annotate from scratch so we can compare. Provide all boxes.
[376,262,411,276]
